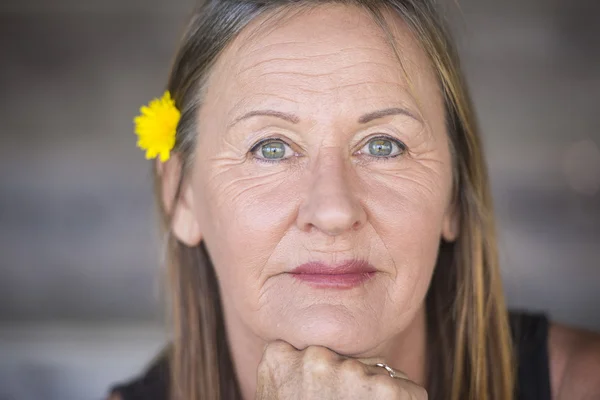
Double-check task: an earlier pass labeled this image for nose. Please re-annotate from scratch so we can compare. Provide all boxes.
[296,152,367,236]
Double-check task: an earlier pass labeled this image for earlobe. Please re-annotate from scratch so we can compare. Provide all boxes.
[157,156,203,247]
[171,184,203,247]
[442,204,460,242]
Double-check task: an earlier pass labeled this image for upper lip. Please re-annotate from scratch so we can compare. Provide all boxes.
[290,260,376,275]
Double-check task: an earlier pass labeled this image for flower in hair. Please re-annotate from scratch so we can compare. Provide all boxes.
[134,91,180,162]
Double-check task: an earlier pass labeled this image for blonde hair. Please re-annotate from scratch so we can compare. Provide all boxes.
[155,1,515,399]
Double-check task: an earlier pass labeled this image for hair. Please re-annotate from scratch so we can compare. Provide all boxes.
[154,1,515,399]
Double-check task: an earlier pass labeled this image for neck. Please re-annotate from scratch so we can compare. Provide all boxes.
[223,305,428,400]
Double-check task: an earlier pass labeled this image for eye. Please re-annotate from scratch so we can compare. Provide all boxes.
[359,136,406,158]
[251,139,295,162]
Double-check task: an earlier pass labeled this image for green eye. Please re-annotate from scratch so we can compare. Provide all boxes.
[369,139,392,156]
[363,137,404,158]
[251,139,293,162]
[261,141,285,159]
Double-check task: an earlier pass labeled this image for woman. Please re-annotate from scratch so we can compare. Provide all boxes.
[110,0,600,399]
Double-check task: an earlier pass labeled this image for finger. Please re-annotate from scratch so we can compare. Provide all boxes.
[337,359,426,399]
[256,341,302,398]
[259,340,300,377]
[370,373,429,399]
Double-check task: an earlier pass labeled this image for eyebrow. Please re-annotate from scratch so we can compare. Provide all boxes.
[229,110,300,127]
[358,107,420,124]
[229,107,420,127]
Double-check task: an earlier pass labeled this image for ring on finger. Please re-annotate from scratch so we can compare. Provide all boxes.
[375,363,408,380]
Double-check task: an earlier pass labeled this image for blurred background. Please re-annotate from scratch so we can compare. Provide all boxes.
[0,0,599,399]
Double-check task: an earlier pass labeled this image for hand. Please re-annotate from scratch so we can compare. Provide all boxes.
[255,341,428,399]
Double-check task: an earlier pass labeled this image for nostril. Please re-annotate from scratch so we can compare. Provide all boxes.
[304,222,316,233]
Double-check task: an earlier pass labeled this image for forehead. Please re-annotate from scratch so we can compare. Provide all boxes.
[203,4,442,124]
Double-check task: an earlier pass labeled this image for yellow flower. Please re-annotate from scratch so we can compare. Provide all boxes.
[134,91,180,162]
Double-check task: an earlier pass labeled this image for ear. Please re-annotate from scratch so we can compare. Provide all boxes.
[442,202,459,242]
[157,157,202,247]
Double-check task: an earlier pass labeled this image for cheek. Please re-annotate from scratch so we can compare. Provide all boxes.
[365,163,450,236]
[192,166,302,290]
[361,165,451,301]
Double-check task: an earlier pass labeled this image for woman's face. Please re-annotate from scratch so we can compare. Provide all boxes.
[172,5,456,355]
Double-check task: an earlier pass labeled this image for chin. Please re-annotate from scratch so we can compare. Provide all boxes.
[276,306,382,356]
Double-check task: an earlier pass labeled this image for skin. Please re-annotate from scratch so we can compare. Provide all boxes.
[107,4,600,400]
[175,4,452,398]
[549,324,600,399]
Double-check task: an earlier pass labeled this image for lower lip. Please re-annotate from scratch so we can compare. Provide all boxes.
[290,272,375,289]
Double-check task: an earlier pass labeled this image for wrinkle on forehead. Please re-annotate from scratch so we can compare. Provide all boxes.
[200,3,444,140]
[228,3,436,81]
[233,5,400,74]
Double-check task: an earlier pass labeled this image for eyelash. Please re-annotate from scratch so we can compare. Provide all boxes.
[248,135,407,163]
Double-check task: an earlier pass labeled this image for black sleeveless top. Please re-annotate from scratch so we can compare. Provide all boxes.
[110,312,552,400]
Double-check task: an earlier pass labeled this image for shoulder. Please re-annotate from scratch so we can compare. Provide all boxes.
[548,322,600,399]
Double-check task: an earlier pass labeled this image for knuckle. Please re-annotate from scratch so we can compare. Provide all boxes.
[303,345,335,362]
[303,356,329,376]
[261,341,295,371]
[303,357,329,378]
[302,346,336,377]
[263,341,292,360]
[339,359,368,378]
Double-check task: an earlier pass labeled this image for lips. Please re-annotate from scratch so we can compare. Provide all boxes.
[289,260,376,289]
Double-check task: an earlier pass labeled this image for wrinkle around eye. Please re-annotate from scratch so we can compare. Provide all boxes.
[356,154,447,196]
[203,153,249,178]
[212,166,296,206]
[224,178,279,212]
[380,170,444,200]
